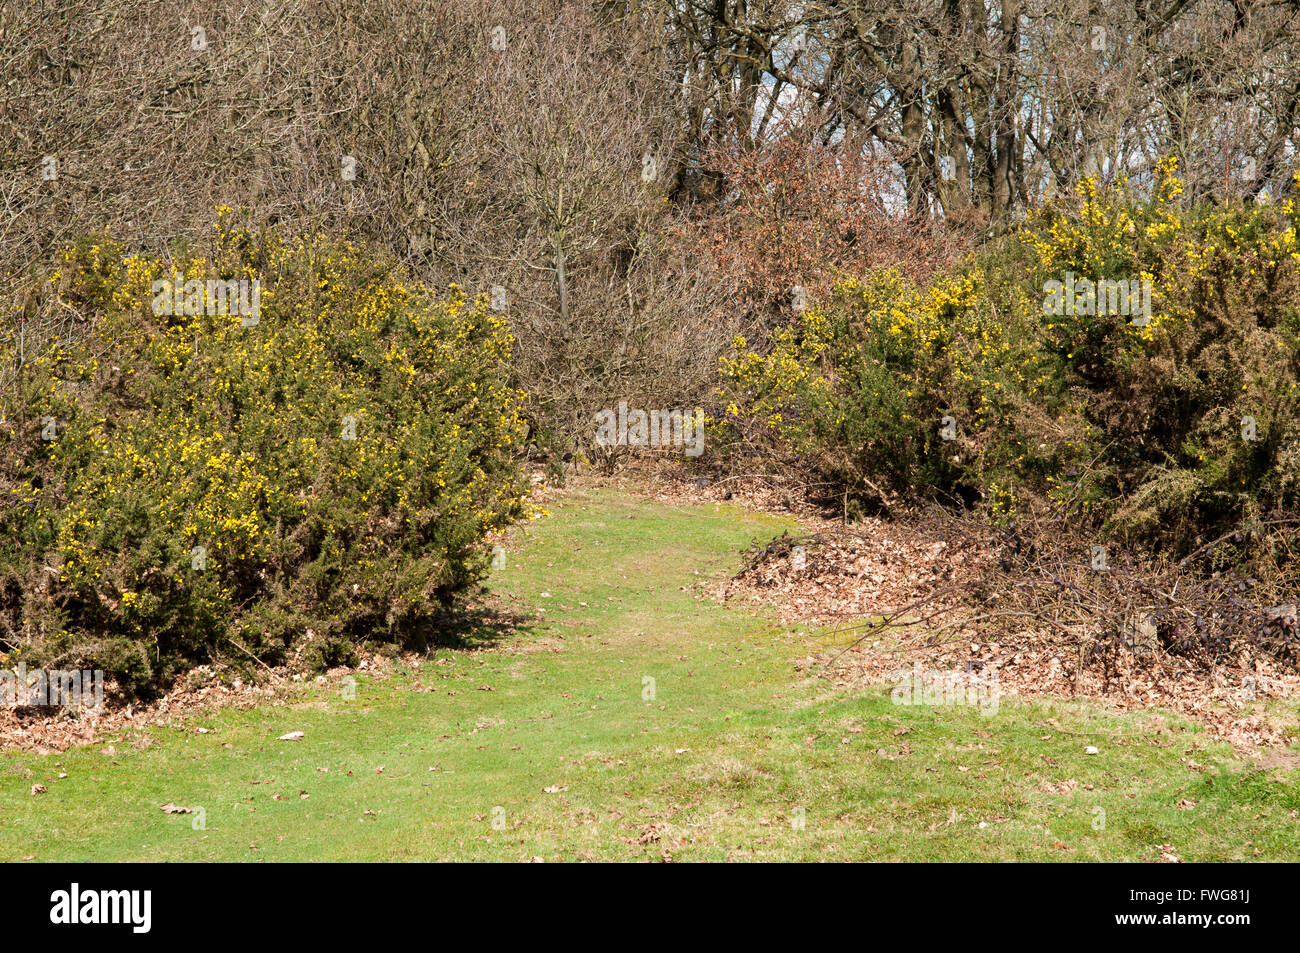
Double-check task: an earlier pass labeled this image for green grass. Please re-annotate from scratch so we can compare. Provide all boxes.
[3,487,1298,861]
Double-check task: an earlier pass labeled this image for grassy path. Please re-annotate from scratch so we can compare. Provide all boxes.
[3,488,1297,861]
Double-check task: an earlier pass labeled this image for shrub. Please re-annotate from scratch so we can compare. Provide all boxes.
[1022,162,1300,557]
[718,264,1057,518]
[719,162,1300,567]
[0,218,530,694]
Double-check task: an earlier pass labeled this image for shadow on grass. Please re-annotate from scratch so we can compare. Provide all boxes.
[401,593,538,655]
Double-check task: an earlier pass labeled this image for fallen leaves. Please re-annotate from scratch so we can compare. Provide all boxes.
[0,663,303,755]
[1040,779,1078,796]
[718,491,1300,751]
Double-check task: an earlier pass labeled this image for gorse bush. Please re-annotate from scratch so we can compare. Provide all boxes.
[719,266,1054,517]
[1020,162,1300,557]
[0,217,530,694]
[720,162,1300,568]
